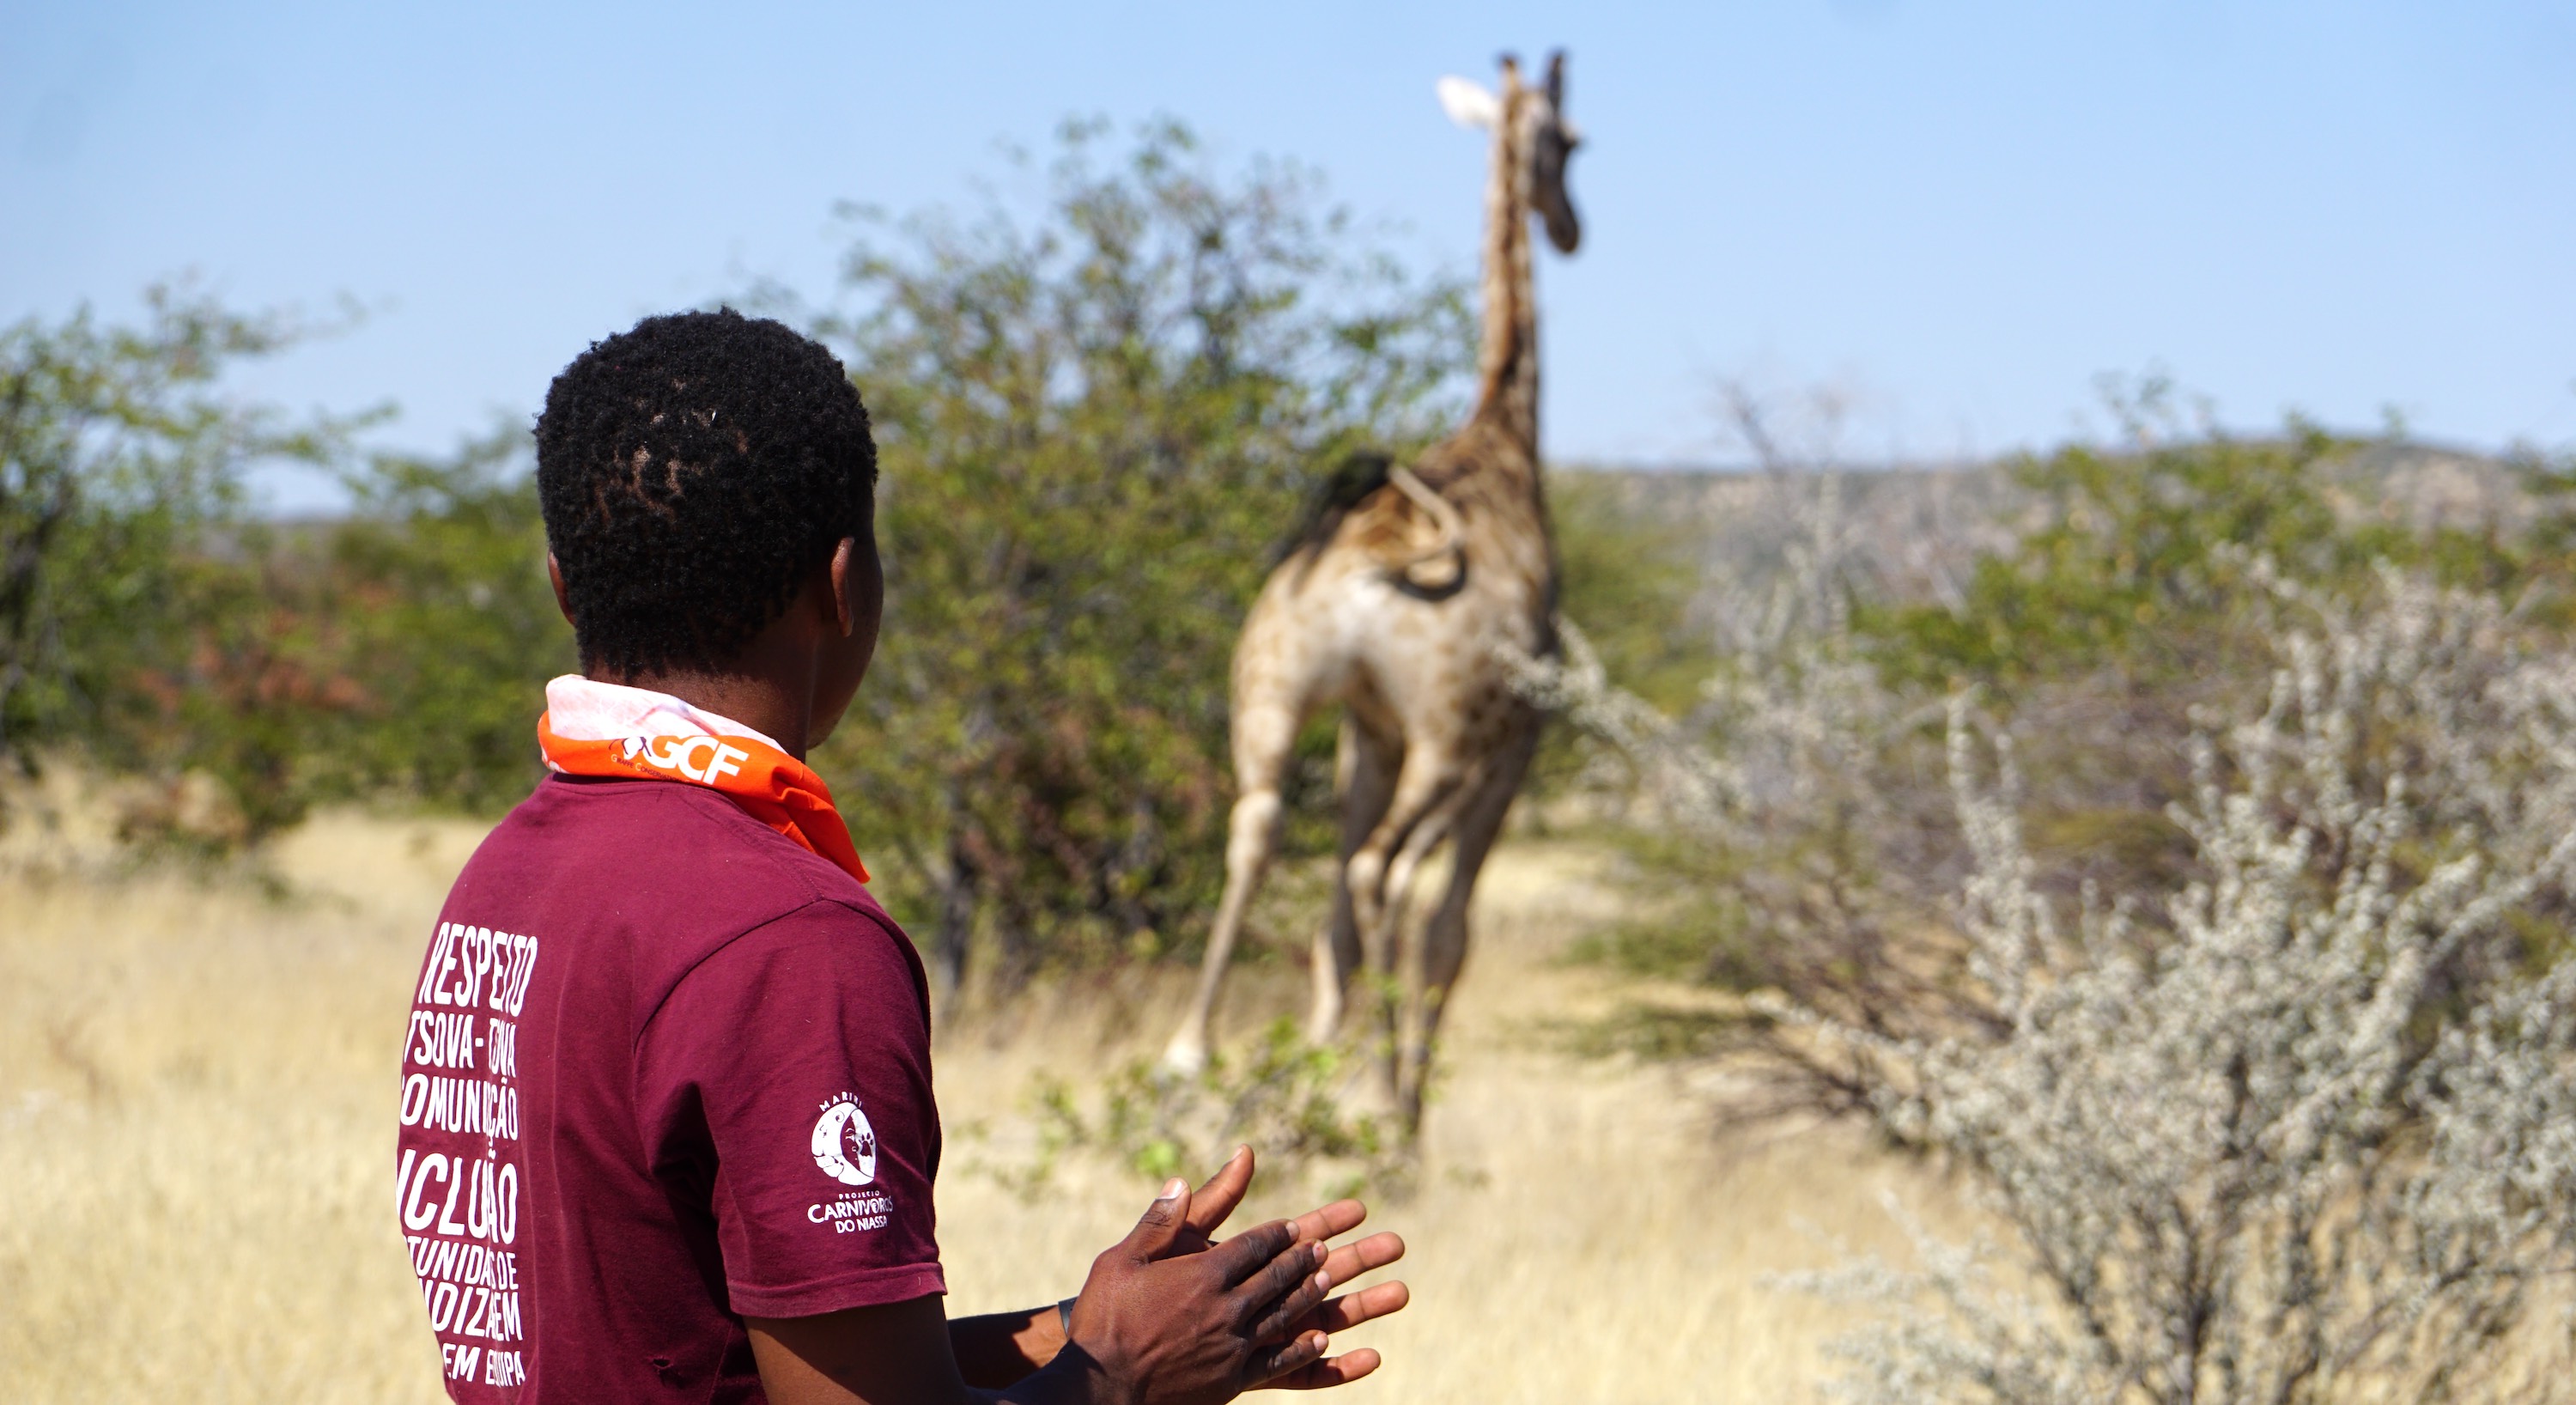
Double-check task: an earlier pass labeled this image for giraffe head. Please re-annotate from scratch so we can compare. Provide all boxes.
[1437,50,1583,254]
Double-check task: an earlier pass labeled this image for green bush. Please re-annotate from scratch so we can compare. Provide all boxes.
[0,285,359,839]
[1863,385,2533,701]
[805,120,1472,1002]
[1,285,573,842]
[995,1018,1407,1206]
[1863,409,2379,693]
[307,431,570,813]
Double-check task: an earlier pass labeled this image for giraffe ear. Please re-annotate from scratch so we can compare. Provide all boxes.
[1437,76,1500,130]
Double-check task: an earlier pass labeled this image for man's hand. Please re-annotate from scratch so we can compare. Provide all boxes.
[752,1152,1410,1405]
[752,1183,1336,1405]
[1152,1147,1410,1389]
[1060,1178,1340,1405]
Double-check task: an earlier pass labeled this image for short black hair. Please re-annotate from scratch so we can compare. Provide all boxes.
[535,308,876,677]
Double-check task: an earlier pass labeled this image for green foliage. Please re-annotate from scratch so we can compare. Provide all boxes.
[167,434,568,836]
[309,432,571,812]
[0,285,363,836]
[1862,385,2544,708]
[1550,473,1708,708]
[1556,386,2576,1139]
[805,119,1472,1000]
[1864,389,2396,693]
[0,287,568,842]
[998,1019,1407,1205]
[115,434,566,840]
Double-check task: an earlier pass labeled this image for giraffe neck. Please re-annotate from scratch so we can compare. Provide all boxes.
[1471,85,1539,458]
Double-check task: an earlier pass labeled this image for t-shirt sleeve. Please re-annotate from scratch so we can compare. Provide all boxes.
[634,899,945,1318]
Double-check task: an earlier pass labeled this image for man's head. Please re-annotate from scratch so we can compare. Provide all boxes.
[537,306,878,670]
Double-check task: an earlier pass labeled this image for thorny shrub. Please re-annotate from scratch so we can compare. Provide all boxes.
[1781,566,2576,1402]
[1526,508,2576,1397]
[1506,471,1971,1088]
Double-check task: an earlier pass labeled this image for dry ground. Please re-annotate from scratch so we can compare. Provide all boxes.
[0,801,1969,1403]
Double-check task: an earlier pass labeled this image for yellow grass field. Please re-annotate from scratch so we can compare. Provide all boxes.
[0,802,1969,1403]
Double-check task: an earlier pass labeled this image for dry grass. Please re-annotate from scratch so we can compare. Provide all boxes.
[0,802,1966,1403]
[0,800,483,1402]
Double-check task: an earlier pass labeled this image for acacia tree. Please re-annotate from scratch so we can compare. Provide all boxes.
[0,287,571,840]
[286,428,573,814]
[805,120,1471,1006]
[0,286,362,832]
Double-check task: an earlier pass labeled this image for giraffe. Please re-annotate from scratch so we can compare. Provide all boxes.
[1161,51,1583,1134]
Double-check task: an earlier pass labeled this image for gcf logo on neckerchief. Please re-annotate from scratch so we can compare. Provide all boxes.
[810,1094,878,1187]
[617,733,753,786]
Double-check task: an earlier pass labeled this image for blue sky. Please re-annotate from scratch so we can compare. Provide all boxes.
[8,1,2573,509]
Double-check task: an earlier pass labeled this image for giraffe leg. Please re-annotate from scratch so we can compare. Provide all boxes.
[1381,795,1467,1121]
[1346,750,1465,977]
[1312,718,1401,1046]
[1395,715,1540,1134]
[1161,693,1301,1074]
[1344,744,1467,1100]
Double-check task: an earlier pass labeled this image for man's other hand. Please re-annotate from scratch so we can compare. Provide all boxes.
[1151,1147,1410,1389]
[749,1153,1408,1405]
[1060,1178,1336,1405]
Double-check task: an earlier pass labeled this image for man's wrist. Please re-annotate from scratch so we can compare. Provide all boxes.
[1005,1335,1131,1405]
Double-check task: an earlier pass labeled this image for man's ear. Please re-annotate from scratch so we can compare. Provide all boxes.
[827,538,859,638]
[546,553,576,629]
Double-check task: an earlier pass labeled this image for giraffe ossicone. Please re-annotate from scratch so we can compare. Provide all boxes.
[1436,75,1501,130]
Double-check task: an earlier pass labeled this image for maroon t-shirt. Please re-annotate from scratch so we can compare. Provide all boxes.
[396,774,944,1401]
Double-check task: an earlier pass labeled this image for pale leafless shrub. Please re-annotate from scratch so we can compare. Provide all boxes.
[1793,571,2576,1402]
[1528,523,2576,1397]
[1500,617,1745,830]
[1508,463,1971,1081]
[1512,385,1908,840]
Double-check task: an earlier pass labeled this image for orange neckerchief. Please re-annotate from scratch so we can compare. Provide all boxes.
[535,675,869,885]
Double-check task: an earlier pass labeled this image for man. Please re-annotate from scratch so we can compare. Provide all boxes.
[394,308,1407,1403]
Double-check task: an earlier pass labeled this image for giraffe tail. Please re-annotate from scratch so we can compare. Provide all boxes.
[1276,451,1395,575]
[1386,465,1468,597]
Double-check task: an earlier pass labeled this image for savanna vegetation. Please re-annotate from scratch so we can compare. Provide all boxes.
[0,289,568,844]
[1522,392,2576,1401]
[6,125,1476,970]
[9,119,2576,1403]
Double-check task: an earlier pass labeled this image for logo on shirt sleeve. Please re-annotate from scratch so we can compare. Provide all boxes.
[810,1095,878,1187]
